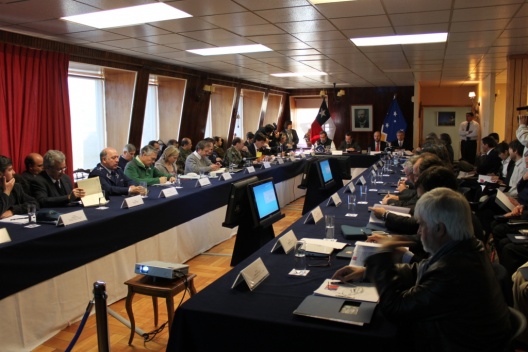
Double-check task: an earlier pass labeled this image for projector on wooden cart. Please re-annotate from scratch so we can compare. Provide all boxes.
[134,260,189,279]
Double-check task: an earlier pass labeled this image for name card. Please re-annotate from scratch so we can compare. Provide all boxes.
[219,172,232,181]
[356,176,366,185]
[304,206,323,225]
[121,195,144,209]
[195,177,212,187]
[0,228,11,245]
[343,182,355,194]
[300,153,306,159]
[231,257,269,291]
[263,161,271,169]
[277,157,284,165]
[244,166,256,174]
[271,230,297,254]
[57,209,87,227]
[371,170,376,177]
[326,192,342,207]
[377,160,383,167]
[290,155,296,162]
[159,187,178,198]
[372,164,378,171]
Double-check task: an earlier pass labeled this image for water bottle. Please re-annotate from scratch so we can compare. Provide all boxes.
[294,241,306,275]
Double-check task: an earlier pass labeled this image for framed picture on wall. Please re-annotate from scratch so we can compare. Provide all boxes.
[437,112,456,126]
[351,105,373,131]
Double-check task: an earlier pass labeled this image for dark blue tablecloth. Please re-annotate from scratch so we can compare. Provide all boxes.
[167,159,405,351]
[0,160,307,299]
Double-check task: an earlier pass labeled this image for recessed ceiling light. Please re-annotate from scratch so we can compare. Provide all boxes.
[187,44,272,56]
[271,72,327,77]
[61,3,192,29]
[351,33,448,47]
[309,0,356,4]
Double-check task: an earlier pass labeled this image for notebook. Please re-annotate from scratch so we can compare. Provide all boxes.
[336,245,355,259]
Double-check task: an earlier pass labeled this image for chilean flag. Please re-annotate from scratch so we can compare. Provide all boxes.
[310,98,334,144]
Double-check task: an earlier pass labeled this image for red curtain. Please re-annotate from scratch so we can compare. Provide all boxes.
[0,43,73,178]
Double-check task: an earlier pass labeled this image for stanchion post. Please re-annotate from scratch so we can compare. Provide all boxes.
[93,281,110,352]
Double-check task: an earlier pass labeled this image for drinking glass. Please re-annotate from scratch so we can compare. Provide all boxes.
[294,241,306,275]
[97,190,108,210]
[27,204,36,224]
[139,182,148,197]
[347,194,356,212]
[325,215,335,240]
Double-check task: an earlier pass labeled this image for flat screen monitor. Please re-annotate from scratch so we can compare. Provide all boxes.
[298,157,318,189]
[317,158,336,189]
[222,176,259,228]
[247,177,283,228]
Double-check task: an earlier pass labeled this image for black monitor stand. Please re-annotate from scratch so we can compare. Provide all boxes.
[301,158,343,215]
[230,196,284,266]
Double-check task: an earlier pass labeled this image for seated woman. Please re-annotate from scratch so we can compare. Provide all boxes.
[154,146,180,177]
[0,155,39,218]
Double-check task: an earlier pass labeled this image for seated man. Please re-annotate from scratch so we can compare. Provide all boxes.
[476,136,502,175]
[176,138,192,175]
[314,130,334,150]
[338,131,361,152]
[224,137,248,167]
[17,152,44,195]
[247,133,268,160]
[333,188,511,351]
[184,140,221,174]
[118,144,136,171]
[0,155,39,218]
[368,131,387,152]
[390,129,412,150]
[124,145,175,186]
[89,147,142,196]
[31,150,85,207]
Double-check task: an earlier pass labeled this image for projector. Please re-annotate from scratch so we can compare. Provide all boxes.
[135,260,189,279]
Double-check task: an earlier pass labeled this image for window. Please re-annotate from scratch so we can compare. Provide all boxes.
[68,75,105,170]
[141,82,160,147]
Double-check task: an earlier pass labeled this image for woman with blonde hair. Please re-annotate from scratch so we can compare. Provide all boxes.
[155,145,180,176]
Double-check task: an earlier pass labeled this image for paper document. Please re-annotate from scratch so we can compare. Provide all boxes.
[0,215,28,224]
[77,177,107,207]
[369,204,411,225]
[300,238,347,250]
[314,279,379,303]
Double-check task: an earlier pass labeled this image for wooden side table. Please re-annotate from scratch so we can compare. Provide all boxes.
[124,273,197,345]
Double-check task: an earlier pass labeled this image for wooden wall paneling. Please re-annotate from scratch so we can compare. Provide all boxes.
[263,93,282,127]
[210,85,236,140]
[505,55,528,142]
[128,68,150,148]
[179,77,211,145]
[158,76,186,143]
[103,68,136,151]
[242,90,265,134]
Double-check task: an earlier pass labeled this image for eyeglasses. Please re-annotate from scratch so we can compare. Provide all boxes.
[307,254,331,267]
[50,167,67,173]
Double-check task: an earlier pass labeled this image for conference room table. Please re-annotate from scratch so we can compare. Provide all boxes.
[0,158,312,350]
[167,158,405,351]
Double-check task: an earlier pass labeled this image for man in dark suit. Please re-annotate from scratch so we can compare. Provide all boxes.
[339,131,361,152]
[368,131,387,152]
[391,129,412,150]
[0,155,39,218]
[16,152,44,195]
[118,144,136,170]
[476,136,502,175]
[31,150,85,208]
[247,132,268,159]
[90,147,142,196]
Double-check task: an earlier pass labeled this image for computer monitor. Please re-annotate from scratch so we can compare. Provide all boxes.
[222,176,259,228]
[247,177,283,228]
[316,158,335,189]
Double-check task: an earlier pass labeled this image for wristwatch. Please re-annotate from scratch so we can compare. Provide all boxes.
[382,211,389,221]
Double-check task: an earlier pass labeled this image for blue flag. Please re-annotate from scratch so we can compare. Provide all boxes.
[381,98,407,143]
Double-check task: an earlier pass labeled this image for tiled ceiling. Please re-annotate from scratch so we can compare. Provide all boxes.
[0,0,526,88]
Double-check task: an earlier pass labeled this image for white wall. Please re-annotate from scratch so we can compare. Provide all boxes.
[423,106,472,161]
